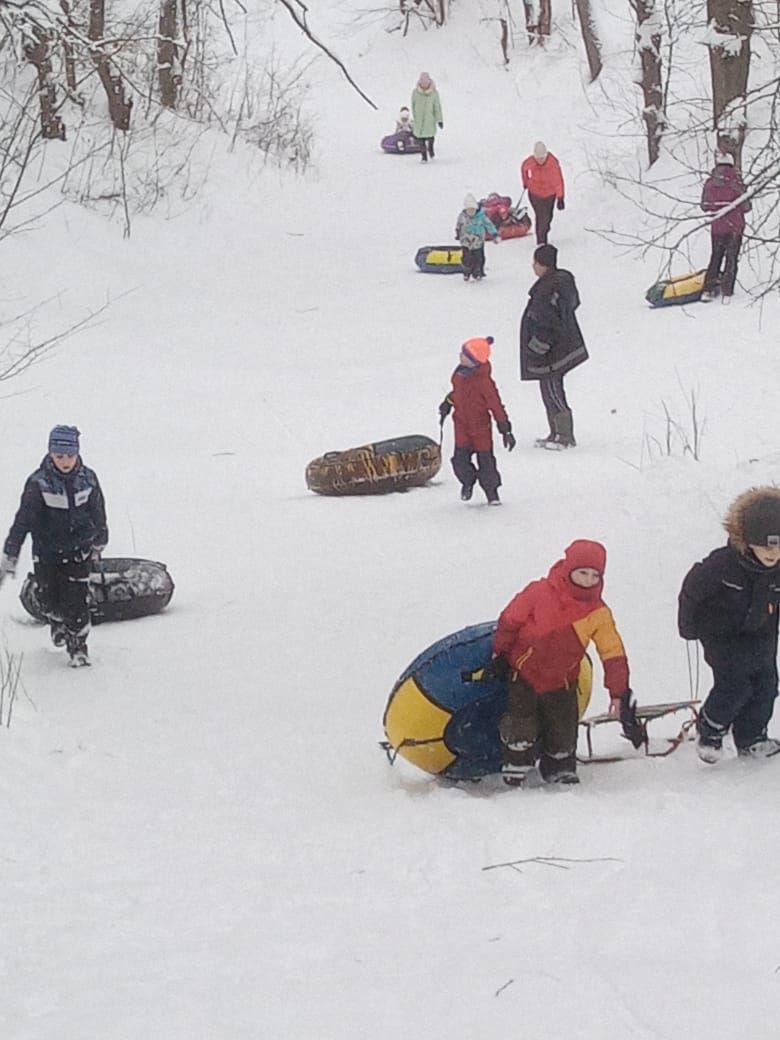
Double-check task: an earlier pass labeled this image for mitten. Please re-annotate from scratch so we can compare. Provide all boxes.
[0,554,17,588]
[503,431,516,452]
[438,121,444,130]
[438,397,453,422]
[617,688,646,749]
[483,654,511,682]
[556,197,565,211]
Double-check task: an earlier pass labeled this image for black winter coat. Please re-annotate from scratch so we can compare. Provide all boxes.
[519,269,588,381]
[678,544,780,666]
[3,456,108,564]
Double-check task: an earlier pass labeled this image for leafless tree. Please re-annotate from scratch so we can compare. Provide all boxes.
[630,0,665,165]
[706,0,753,162]
[575,0,603,80]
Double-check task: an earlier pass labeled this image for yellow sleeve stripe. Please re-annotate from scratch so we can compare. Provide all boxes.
[572,606,626,662]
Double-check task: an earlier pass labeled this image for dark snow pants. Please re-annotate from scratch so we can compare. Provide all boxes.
[416,136,435,160]
[704,232,742,297]
[462,246,486,278]
[451,446,500,498]
[539,374,570,427]
[701,648,778,749]
[499,678,579,780]
[34,560,91,642]
[529,193,556,245]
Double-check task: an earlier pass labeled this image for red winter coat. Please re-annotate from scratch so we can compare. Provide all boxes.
[492,540,630,698]
[701,164,750,235]
[521,153,565,201]
[449,362,509,452]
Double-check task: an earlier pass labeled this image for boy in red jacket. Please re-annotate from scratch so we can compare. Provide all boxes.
[488,540,637,785]
[438,336,515,505]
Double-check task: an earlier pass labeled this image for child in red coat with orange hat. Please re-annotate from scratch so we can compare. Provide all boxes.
[488,539,637,785]
[438,336,515,505]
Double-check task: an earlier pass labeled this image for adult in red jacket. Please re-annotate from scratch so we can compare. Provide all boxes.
[520,141,565,245]
[700,151,750,301]
[490,539,632,785]
[438,336,515,505]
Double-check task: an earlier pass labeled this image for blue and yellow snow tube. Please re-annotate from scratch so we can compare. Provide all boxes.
[645,269,706,307]
[383,622,593,780]
[414,245,465,274]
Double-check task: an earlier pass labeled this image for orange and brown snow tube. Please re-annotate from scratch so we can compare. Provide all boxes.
[306,434,441,496]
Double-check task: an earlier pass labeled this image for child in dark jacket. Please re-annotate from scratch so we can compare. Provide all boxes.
[0,425,108,667]
[678,486,780,762]
[438,337,515,505]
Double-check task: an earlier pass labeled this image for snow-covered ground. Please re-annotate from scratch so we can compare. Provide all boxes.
[2,3,780,1037]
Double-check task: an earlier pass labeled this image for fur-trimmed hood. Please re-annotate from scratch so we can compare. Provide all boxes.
[724,486,780,554]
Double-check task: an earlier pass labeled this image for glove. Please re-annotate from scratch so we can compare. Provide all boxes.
[0,554,17,587]
[482,654,511,683]
[556,197,565,211]
[438,121,444,130]
[497,420,515,451]
[616,689,646,749]
[493,236,501,244]
[438,398,453,423]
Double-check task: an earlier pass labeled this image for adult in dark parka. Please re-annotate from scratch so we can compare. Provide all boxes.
[519,244,588,449]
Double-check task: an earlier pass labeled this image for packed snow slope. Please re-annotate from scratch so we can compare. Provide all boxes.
[1,2,779,1037]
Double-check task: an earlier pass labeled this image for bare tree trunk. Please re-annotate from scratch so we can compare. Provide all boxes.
[499,15,509,64]
[575,0,603,80]
[158,0,180,109]
[538,0,552,41]
[707,0,753,163]
[88,0,133,130]
[24,30,66,140]
[631,0,665,166]
[59,1,80,98]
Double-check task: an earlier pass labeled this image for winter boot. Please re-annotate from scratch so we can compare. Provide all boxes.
[67,635,90,668]
[502,762,534,787]
[696,713,726,764]
[50,621,67,647]
[486,490,501,506]
[737,736,780,759]
[534,416,556,447]
[553,410,576,448]
[460,484,474,502]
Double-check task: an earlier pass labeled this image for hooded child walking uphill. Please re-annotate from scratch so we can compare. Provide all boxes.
[488,540,635,787]
[455,194,499,281]
[0,425,108,667]
[438,337,515,506]
[411,72,443,163]
[679,487,780,763]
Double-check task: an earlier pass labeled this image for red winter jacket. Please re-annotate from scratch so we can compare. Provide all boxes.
[701,164,750,235]
[448,362,509,452]
[492,540,630,698]
[521,153,565,201]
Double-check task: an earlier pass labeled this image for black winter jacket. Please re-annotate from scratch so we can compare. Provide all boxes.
[3,456,108,564]
[678,544,780,664]
[519,269,588,381]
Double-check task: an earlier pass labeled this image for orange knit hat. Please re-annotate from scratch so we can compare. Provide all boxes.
[461,336,494,365]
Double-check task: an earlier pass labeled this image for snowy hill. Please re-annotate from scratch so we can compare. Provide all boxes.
[1,2,779,1036]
